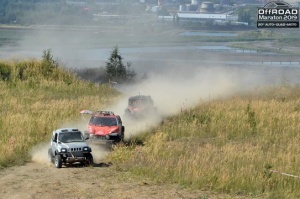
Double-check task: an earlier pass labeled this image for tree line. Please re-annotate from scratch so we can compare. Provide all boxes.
[0,0,146,25]
[0,47,137,85]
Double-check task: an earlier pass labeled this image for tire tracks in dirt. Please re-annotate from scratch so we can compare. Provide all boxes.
[0,162,217,199]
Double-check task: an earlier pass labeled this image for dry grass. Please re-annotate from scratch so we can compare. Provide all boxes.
[0,59,119,168]
[109,85,300,198]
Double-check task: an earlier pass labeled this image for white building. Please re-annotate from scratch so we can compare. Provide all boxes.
[177,13,227,20]
[157,12,238,22]
[157,12,248,26]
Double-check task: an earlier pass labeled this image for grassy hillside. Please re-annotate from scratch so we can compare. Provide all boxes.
[2,53,300,198]
[0,56,119,168]
[109,85,300,198]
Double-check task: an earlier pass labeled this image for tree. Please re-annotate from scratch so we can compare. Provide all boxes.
[105,46,136,83]
[41,49,59,77]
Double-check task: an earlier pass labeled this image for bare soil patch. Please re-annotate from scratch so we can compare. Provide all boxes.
[0,161,248,199]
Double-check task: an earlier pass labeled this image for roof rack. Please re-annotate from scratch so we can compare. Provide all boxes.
[94,110,115,115]
[61,128,79,132]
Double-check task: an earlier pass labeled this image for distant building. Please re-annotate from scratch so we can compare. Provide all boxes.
[157,12,247,26]
[177,13,227,20]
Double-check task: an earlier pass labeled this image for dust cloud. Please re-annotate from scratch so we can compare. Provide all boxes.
[30,119,112,165]
[30,141,110,165]
[29,142,52,166]
[29,63,299,165]
[30,144,110,166]
[88,143,111,162]
[105,64,276,138]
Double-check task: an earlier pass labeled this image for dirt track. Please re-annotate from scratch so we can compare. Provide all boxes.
[0,139,249,199]
[0,161,217,199]
[0,141,213,199]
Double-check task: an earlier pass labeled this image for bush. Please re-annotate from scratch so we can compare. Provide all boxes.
[0,63,11,81]
[41,49,59,78]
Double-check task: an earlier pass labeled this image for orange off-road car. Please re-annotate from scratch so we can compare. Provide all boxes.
[80,110,125,143]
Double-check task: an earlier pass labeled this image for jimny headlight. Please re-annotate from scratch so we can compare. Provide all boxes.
[61,148,67,153]
[83,147,90,152]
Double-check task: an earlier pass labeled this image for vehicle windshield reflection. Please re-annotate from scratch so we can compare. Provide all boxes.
[58,132,84,143]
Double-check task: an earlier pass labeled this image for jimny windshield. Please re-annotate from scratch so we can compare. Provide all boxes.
[58,132,84,143]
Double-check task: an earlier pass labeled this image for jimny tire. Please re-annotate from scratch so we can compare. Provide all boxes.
[55,155,63,168]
